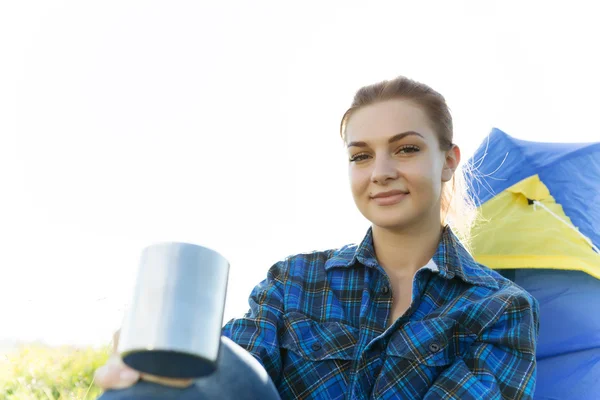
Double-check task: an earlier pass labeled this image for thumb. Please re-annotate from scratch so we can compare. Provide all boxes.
[94,354,141,390]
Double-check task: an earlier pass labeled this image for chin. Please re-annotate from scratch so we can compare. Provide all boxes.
[362,195,439,231]
[365,201,431,231]
[365,209,419,231]
[371,218,417,231]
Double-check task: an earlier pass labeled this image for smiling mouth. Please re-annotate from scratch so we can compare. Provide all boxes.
[370,192,409,206]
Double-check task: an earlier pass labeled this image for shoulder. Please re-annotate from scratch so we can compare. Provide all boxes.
[435,237,539,338]
[487,265,540,328]
[442,235,538,312]
[447,260,539,337]
[472,265,540,354]
[272,242,358,277]
[472,262,538,309]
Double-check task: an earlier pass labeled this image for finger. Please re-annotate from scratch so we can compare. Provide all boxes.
[141,374,195,388]
[94,354,140,390]
[112,329,121,353]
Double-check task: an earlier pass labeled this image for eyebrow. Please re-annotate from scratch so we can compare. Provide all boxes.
[346,131,425,148]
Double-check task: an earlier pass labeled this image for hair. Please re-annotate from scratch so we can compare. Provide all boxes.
[339,76,477,248]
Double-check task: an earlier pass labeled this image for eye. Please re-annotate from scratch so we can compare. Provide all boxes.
[395,145,420,155]
[349,153,371,162]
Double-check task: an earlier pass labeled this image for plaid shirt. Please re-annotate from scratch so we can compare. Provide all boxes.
[222,227,539,399]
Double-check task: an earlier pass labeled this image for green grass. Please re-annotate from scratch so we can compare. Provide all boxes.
[0,344,111,399]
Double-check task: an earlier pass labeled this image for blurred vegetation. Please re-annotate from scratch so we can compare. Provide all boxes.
[0,344,110,399]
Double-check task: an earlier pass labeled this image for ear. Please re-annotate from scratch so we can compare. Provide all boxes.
[441,145,461,182]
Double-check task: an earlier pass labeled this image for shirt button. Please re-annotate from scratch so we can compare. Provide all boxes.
[380,285,390,295]
[311,343,322,351]
[429,342,441,353]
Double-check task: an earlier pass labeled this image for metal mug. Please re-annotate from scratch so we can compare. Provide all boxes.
[118,242,230,379]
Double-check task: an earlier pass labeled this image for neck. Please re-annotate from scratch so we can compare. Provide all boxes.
[372,218,443,279]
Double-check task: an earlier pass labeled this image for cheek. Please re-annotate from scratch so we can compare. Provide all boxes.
[407,161,443,196]
[348,167,369,196]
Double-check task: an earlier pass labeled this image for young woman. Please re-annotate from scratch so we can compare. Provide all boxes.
[95,76,539,399]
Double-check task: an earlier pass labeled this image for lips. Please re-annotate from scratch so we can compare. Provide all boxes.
[370,190,409,206]
[371,190,408,199]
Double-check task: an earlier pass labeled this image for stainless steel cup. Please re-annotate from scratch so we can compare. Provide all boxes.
[117,242,229,379]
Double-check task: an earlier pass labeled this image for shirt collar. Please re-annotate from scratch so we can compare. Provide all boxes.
[324,226,499,290]
[420,258,439,272]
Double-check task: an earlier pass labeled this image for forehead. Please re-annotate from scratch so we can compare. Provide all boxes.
[344,99,436,143]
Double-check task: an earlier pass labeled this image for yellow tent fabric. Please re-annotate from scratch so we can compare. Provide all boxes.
[471,174,600,279]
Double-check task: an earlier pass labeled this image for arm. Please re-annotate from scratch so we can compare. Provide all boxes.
[425,292,540,400]
[221,260,286,385]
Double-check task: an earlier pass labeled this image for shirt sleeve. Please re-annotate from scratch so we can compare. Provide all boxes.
[221,260,286,384]
[424,291,540,400]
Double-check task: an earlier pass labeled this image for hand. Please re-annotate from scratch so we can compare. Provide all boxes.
[94,329,195,390]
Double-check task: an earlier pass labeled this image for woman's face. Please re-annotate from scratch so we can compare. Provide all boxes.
[344,99,459,232]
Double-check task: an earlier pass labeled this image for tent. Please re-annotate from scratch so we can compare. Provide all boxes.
[466,128,600,399]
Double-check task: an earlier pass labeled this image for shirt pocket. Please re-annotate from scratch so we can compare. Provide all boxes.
[385,317,476,367]
[373,317,477,399]
[280,311,359,361]
[277,311,359,398]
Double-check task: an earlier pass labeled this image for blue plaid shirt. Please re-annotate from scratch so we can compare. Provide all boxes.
[222,227,539,399]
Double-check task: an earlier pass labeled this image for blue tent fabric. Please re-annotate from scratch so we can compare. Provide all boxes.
[468,128,600,250]
[505,269,600,399]
[468,129,600,399]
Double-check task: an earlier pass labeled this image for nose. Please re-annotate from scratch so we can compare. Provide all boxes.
[371,154,398,184]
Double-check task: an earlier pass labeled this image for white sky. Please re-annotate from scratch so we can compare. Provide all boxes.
[1,0,598,347]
